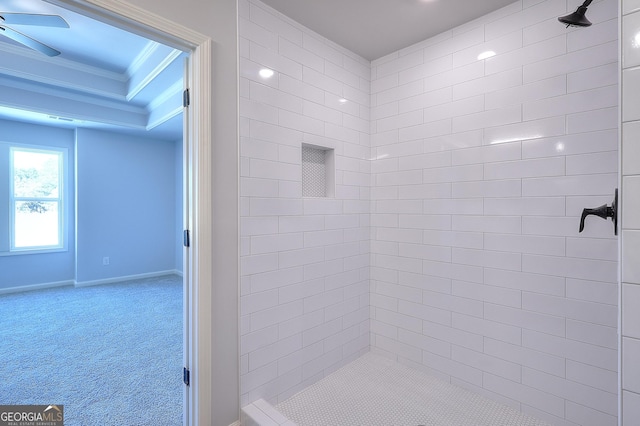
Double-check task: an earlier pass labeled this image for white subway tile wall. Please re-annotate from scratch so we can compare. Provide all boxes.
[370,1,618,426]
[240,0,621,423]
[622,0,640,424]
[239,0,371,406]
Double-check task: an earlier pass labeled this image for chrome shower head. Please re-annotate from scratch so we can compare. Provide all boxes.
[558,0,593,28]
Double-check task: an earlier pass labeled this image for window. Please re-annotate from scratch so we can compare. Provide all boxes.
[10,147,65,251]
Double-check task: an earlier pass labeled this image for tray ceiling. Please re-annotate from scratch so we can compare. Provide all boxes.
[0,0,185,140]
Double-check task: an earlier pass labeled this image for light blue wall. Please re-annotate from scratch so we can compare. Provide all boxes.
[76,128,178,284]
[0,120,181,290]
[0,119,76,290]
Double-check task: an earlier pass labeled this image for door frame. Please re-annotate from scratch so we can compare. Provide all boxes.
[44,0,213,423]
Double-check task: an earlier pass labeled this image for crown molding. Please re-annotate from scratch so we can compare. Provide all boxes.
[0,71,184,133]
[5,0,213,141]
[126,41,160,78]
[147,79,183,112]
[0,77,147,129]
[127,44,182,101]
[147,105,182,131]
[0,7,184,135]
[0,42,127,81]
[0,75,142,113]
[146,83,183,130]
[0,44,128,100]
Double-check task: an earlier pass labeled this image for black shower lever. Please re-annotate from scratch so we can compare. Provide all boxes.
[579,188,618,235]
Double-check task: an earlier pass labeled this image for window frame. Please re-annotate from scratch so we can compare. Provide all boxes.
[8,145,68,253]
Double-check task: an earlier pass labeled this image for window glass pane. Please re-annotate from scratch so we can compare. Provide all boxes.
[13,150,60,198]
[14,201,60,248]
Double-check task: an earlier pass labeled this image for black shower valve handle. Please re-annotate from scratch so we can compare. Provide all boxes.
[578,188,618,235]
[579,205,612,232]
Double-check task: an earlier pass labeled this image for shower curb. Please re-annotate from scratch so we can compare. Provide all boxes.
[241,399,297,426]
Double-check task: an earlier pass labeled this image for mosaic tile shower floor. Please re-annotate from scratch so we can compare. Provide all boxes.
[276,352,552,426]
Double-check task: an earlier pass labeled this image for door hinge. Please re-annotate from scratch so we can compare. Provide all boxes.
[183,230,190,247]
[183,88,190,107]
[183,367,190,386]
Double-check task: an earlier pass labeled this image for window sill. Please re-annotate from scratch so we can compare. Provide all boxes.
[0,247,68,257]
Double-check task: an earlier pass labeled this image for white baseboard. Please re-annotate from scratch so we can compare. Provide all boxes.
[0,271,182,294]
[0,280,74,295]
[75,270,181,287]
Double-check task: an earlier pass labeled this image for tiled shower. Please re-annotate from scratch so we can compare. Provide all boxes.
[239,0,620,425]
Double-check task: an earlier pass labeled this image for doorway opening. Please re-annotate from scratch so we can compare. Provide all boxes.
[0,0,213,424]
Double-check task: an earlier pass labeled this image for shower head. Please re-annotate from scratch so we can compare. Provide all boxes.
[558,0,593,28]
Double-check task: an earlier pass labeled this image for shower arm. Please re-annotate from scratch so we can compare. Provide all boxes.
[573,0,593,15]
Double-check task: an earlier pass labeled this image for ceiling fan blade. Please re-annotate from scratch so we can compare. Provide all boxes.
[0,13,69,28]
[0,25,61,56]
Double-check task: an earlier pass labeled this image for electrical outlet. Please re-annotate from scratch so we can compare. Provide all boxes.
[102,257,110,266]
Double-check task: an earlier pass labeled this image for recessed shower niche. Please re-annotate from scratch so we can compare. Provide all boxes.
[301,143,335,198]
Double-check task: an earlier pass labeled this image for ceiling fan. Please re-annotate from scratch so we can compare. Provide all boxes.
[0,12,68,57]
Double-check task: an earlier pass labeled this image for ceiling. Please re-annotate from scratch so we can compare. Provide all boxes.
[0,0,522,138]
[0,0,185,140]
[260,0,519,61]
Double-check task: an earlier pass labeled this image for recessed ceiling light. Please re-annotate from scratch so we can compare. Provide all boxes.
[338,98,348,104]
[259,68,274,79]
[477,50,496,60]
